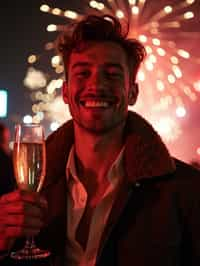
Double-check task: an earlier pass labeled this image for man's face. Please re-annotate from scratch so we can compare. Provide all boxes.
[63,41,137,134]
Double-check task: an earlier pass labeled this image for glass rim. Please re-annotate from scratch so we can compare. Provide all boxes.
[15,123,43,128]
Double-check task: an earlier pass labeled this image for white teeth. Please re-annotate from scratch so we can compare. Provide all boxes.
[84,101,109,107]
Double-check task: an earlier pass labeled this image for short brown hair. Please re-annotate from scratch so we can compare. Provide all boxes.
[56,14,146,81]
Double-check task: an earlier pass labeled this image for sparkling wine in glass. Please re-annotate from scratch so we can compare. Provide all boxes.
[10,123,50,260]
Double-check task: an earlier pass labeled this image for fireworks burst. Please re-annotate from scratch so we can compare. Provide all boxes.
[24,0,200,142]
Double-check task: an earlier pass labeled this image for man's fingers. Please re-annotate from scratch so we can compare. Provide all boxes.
[0,190,47,209]
[1,201,47,218]
[4,226,41,238]
[0,190,20,203]
[0,190,48,252]
[2,214,44,228]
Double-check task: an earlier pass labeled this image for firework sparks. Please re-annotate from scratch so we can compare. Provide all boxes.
[24,0,200,142]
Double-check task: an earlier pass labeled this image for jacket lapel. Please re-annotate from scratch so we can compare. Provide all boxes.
[96,180,133,261]
[97,111,176,262]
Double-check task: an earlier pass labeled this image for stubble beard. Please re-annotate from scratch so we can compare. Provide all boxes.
[68,97,128,135]
[71,109,128,136]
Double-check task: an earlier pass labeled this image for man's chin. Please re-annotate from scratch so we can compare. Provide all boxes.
[74,118,126,136]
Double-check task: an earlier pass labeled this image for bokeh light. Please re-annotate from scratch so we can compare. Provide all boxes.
[197,147,200,155]
[23,115,33,124]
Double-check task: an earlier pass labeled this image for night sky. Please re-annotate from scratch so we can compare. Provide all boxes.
[0,0,200,164]
[0,1,49,125]
[0,1,78,119]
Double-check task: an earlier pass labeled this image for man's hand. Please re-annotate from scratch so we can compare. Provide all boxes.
[0,189,48,252]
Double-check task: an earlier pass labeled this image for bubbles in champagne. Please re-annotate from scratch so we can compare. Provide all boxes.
[13,142,46,192]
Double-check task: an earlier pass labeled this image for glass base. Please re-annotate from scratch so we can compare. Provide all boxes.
[10,246,50,260]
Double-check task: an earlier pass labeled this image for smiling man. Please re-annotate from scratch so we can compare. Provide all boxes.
[1,14,200,266]
[62,41,137,134]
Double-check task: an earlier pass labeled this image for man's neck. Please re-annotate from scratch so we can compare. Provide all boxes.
[73,122,125,188]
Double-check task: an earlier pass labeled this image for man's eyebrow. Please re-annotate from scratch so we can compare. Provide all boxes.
[104,63,124,71]
[71,62,124,71]
[71,62,91,69]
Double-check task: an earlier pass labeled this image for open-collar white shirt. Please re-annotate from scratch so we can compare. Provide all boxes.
[65,145,124,266]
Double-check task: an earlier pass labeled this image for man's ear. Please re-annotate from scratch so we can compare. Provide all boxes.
[62,81,69,104]
[128,83,139,106]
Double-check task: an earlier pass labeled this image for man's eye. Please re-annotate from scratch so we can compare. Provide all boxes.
[76,71,90,77]
[106,72,122,78]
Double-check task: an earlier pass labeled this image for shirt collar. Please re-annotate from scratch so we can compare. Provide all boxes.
[66,145,125,186]
[66,145,78,182]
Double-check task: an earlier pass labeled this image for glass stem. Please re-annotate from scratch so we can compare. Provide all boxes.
[25,236,36,249]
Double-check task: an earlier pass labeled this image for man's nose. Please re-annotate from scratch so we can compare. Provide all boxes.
[87,70,107,91]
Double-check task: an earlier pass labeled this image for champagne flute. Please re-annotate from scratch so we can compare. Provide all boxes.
[10,123,50,260]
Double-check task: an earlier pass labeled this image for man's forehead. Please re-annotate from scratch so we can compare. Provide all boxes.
[69,41,127,65]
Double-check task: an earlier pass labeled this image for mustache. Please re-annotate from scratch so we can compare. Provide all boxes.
[78,94,119,103]
[78,92,118,98]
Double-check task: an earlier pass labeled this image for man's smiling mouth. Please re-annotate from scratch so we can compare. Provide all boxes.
[79,98,118,108]
[80,100,110,107]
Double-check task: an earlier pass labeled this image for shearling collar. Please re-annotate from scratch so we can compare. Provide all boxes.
[44,111,175,188]
[124,111,175,182]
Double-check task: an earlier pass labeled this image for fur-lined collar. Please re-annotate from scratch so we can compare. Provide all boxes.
[44,111,175,188]
[124,111,175,182]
